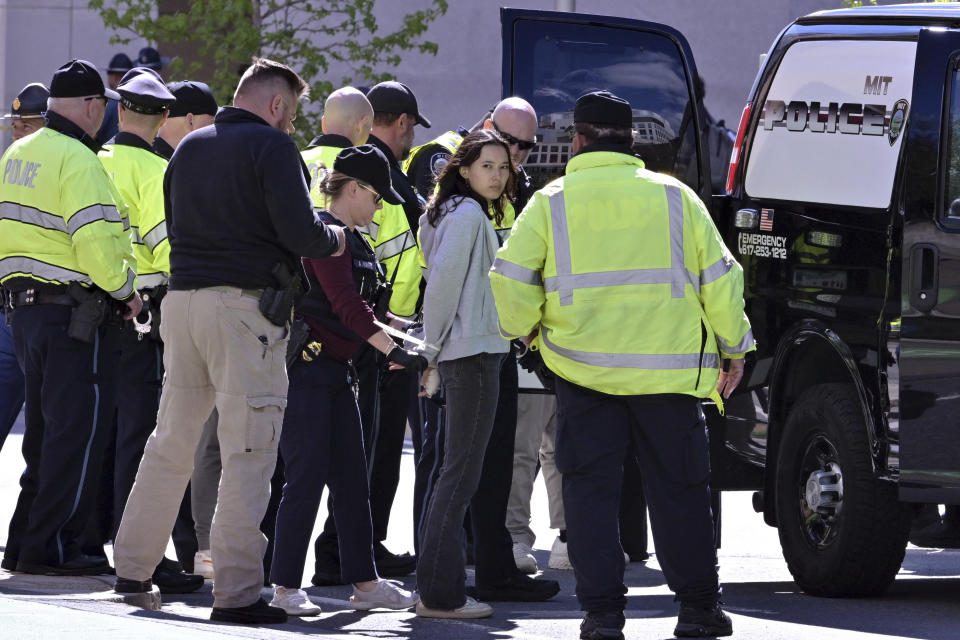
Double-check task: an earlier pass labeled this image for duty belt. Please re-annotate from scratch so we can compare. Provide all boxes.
[7,288,75,309]
[207,286,264,300]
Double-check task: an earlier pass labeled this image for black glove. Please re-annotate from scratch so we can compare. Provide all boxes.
[387,345,428,371]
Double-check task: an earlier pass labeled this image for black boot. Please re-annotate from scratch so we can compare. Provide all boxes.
[580,611,625,640]
[674,602,733,638]
[152,556,204,594]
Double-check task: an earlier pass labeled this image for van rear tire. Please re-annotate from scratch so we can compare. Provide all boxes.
[774,383,909,597]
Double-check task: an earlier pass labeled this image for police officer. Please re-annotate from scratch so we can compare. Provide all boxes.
[302,86,373,196]
[270,145,421,615]
[311,81,426,584]
[3,83,50,142]
[490,91,754,639]
[95,53,134,146]
[153,81,218,160]
[0,82,49,452]
[0,59,141,576]
[97,71,203,593]
[112,57,345,625]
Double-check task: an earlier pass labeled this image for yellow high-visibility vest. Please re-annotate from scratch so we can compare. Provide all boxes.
[99,141,168,289]
[0,124,136,299]
[490,151,754,397]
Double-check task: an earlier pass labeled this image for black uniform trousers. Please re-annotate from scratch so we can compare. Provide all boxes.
[554,376,720,614]
[273,355,376,587]
[414,350,520,587]
[314,345,414,565]
[4,304,119,567]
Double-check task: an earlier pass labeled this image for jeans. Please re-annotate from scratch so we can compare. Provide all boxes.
[417,352,505,609]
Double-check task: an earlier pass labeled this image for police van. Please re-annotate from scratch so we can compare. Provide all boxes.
[502,3,960,597]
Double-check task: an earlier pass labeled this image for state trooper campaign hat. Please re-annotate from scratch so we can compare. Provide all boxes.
[334,144,405,205]
[105,53,134,73]
[117,71,176,115]
[166,81,218,118]
[3,83,50,120]
[50,59,121,100]
[136,46,170,71]
[366,81,431,128]
[574,90,633,129]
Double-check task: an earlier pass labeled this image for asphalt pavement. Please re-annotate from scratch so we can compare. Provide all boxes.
[1,409,958,640]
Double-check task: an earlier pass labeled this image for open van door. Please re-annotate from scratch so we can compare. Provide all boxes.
[500,8,713,202]
[500,8,760,492]
[899,27,960,505]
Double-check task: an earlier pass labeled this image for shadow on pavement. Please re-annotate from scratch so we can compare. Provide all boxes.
[721,576,960,640]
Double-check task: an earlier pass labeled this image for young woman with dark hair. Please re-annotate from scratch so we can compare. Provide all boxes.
[414,130,558,619]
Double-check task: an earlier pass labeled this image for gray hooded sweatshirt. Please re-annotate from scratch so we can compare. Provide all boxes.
[418,196,510,366]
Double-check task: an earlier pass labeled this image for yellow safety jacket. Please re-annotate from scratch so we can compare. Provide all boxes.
[0,123,136,300]
[490,150,754,397]
[363,203,420,317]
[302,142,344,208]
[99,138,169,289]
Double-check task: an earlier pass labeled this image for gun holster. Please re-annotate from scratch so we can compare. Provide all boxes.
[286,317,313,368]
[67,282,109,344]
[260,263,302,327]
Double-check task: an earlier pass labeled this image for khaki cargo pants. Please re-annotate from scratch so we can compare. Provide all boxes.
[114,287,288,608]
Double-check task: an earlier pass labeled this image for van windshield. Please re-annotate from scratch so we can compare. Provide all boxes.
[511,19,700,191]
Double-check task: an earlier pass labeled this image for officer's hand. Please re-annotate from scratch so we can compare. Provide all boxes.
[123,292,143,321]
[330,226,347,258]
[521,327,539,348]
[717,358,745,399]
[387,345,427,372]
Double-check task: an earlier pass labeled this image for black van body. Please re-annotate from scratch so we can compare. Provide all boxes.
[501,3,960,598]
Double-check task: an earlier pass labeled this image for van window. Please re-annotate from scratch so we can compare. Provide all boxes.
[744,39,916,208]
[510,19,700,191]
[944,61,960,224]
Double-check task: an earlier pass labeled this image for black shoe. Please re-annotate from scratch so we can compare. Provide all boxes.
[310,569,346,586]
[1,557,18,572]
[626,550,650,563]
[674,603,733,637]
[467,573,560,602]
[152,557,204,594]
[373,542,416,577]
[909,518,960,548]
[211,597,288,624]
[17,554,112,576]
[115,577,154,594]
[580,611,626,640]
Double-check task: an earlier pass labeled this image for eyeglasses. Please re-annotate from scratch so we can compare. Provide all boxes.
[492,122,536,151]
[357,181,383,204]
[84,96,108,105]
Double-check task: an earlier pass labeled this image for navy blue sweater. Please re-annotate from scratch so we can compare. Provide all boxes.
[164,107,339,290]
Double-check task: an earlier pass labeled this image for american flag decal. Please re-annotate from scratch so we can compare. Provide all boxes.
[759,208,774,231]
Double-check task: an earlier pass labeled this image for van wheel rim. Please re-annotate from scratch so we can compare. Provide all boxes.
[797,434,844,550]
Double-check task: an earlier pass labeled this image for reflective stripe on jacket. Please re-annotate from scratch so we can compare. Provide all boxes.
[0,126,136,299]
[99,141,169,286]
[489,150,754,397]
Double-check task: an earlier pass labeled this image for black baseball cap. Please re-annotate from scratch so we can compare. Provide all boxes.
[50,59,120,100]
[117,73,176,115]
[3,83,50,119]
[105,53,134,73]
[574,90,632,129]
[136,47,170,71]
[166,81,218,117]
[334,145,405,205]
[366,81,431,128]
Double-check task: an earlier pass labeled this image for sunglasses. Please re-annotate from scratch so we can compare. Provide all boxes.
[493,122,536,151]
[357,181,383,204]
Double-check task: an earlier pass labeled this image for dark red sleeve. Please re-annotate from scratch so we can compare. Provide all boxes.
[303,245,380,341]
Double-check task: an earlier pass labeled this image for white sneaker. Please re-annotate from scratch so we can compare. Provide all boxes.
[548,536,573,570]
[512,541,538,574]
[271,586,321,616]
[193,549,214,580]
[416,596,493,619]
[350,579,418,610]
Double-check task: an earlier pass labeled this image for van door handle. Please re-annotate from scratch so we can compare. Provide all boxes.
[910,243,939,312]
